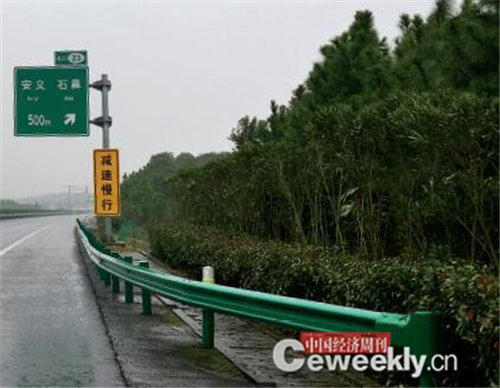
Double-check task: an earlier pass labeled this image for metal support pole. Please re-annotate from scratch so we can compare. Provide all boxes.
[138,261,152,315]
[202,266,215,349]
[101,74,113,243]
[91,74,113,243]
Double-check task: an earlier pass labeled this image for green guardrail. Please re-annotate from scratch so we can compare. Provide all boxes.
[75,219,442,386]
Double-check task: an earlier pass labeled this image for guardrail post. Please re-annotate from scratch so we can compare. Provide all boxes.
[376,311,441,387]
[111,273,120,294]
[138,261,152,315]
[110,252,121,294]
[202,266,215,349]
[103,269,111,287]
[124,256,134,303]
[202,310,214,349]
[419,371,436,388]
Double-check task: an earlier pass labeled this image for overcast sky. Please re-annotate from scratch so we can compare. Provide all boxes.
[1,0,435,199]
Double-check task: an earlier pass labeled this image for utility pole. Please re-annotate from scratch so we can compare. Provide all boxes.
[90,74,113,242]
[84,186,90,212]
[67,185,72,212]
[63,185,85,213]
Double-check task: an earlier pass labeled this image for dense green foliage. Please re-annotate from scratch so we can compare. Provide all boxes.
[120,152,224,226]
[171,92,498,264]
[122,0,498,264]
[150,222,498,386]
[120,2,498,385]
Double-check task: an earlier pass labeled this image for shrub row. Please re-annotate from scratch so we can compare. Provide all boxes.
[150,222,498,387]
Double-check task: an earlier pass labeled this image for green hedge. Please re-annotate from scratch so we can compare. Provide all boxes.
[150,222,498,387]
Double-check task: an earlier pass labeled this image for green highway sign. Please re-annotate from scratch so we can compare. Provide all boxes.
[55,50,87,66]
[14,66,89,136]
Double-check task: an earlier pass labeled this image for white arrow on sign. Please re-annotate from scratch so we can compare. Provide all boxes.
[64,113,76,126]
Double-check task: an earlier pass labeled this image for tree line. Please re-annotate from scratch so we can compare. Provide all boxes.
[118,3,499,384]
[122,0,498,266]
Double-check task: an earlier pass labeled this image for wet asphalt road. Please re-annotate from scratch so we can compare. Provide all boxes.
[0,215,124,387]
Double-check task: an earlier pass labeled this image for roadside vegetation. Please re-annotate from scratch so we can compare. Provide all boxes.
[119,1,498,386]
[0,199,58,217]
[0,199,39,211]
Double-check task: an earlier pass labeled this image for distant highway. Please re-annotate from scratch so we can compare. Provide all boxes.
[0,215,124,386]
[0,209,86,220]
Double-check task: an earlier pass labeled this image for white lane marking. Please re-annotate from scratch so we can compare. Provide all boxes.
[0,223,53,257]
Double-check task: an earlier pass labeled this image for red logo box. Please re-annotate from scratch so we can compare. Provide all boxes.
[300,332,391,354]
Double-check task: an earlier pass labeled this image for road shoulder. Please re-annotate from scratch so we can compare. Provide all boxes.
[77,230,251,387]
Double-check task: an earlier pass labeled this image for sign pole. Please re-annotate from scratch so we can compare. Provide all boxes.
[101,74,113,243]
[91,74,113,242]
[101,74,110,149]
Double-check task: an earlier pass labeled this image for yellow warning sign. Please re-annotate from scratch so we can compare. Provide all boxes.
[93,149,120,216]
